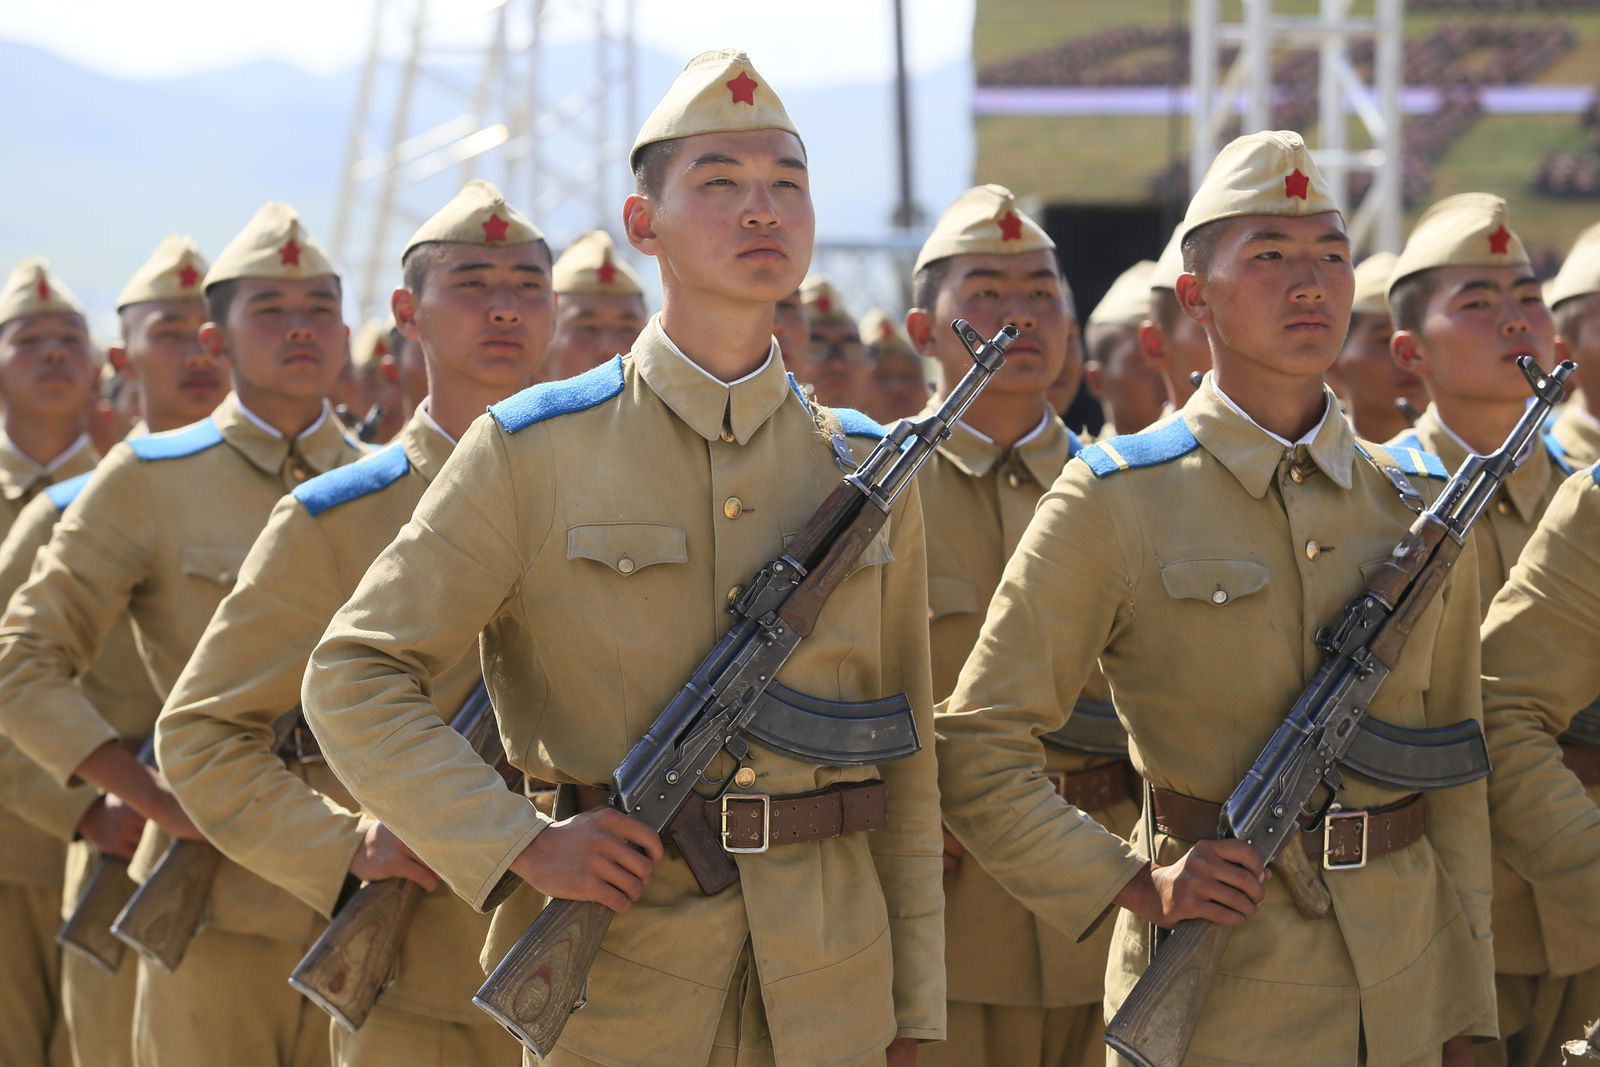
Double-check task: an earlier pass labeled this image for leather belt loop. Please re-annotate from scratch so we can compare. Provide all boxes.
[1561,743,1600,786]
[1149,786,1425,869]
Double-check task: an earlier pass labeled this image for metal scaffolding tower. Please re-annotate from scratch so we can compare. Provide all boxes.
[1189,0,1403,254]
[332,0,637,319]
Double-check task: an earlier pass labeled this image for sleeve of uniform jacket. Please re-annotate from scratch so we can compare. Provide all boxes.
[936,464,1151,939]
[157,494,374,917]
[306,417,549,910]
[1481,467,1600,925]
[0,447,151,785]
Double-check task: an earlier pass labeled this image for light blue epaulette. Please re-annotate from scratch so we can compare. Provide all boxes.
[43,472,93,512]
[1359,440,1449,480]
[1544,433,1575,477]
[490,357,625,434]
[1590,461,1600,488]
[126,418,224,462]
[1078,419,1200,477]
[292,442,409,518]
[784,375,888,440]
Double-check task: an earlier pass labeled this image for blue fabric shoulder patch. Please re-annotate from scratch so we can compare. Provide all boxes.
[831,407,887,439]
[43,472,93,512]
[1079,419,1200,478]
[1370,442,1449,480]
[1544,433,1575,476]
[292,443,409,518]
[490,357,625,433]
[1389,430,1423,454]
[1066,427,1084,459]
[127,418,223,462]
[1590,461,1600,488]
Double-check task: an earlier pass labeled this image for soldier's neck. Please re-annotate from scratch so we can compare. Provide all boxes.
[2,412,86,468]
[427,378,519,441]
[657,297,775,383]
[232,383,328,440]
[945,386,1050,451]
[1429,393,1527,456]
[1347,398,1409,446]
[1211,365,1326,443]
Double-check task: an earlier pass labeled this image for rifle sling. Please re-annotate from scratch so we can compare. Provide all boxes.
[1558,700,1600,752]
[1041,699,1130,757]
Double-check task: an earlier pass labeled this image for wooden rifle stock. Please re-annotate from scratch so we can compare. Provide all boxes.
[109,838,222,972]
[473,898,613,1056]
[1104,919,1233,1067]
[57,854,137,973]
[289,877,424,1030]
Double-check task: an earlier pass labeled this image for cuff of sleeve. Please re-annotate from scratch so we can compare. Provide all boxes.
[469,815,547,913]
[44,718,122,789]
[15,782,100,841]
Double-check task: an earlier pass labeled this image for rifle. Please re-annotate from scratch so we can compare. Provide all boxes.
[1104,357,1576,1067]
[110,707,303,972]
[289,681,521,1030]
[1565,1018,1600,1061]
[56,736,154,973]
[472,319,1017,1056]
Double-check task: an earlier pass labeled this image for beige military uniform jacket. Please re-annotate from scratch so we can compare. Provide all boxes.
[924,410,1137,1009]
[938,383,1495,1066]
[1481,465,1600,966]
[1550,402,1600,468]
[157,409,493,1023]
[305,320,943,1066]
[0,440,100,890]
[0,395,364,942]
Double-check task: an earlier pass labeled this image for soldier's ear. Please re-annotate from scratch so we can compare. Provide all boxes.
[199,323,227,358]
[1175,273,1209,324]
[106,344,128,373]
[391,288,422,340]
[1391,329,1424,373]
[1554,333,1572,365]
[903,307,936,358]
[1137,321,1166,368]
[623,195,660,258]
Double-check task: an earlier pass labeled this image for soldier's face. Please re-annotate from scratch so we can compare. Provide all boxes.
[1147,289,1212,405]
[1555,292,1600,401]
[804,317,868,408]
[121,300,227,429]
[1182,212,1353,382]
[1335,312,1425,435]
[0,311,97,420]
[217,276,347,402]
[542,292,647,382]
[1084,323,1167,433]
[1399,265,1555,405]
[636,129,814,307]
[927,250,1072,399]
[866,347,928,423]
[408,243,554,393]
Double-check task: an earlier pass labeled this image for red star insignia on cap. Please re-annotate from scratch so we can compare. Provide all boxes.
[997,210,1023,241]
[178,264,200,288]
[483,213,510,243]
[1488,225,1511,255]
[816,295,832,314]
[879,321,894,340]
[34,277,50,300]
[727,71,758,106]
[597,255,617,285]
[1284,169,1310,199]
[279,239,301,267]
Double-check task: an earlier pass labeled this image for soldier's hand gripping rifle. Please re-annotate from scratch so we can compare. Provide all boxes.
[111,707,303,972]
[56,737,155,973]
[289,682,522,1031]
[1104,357,1576,1067]
[472,320,1017,1057]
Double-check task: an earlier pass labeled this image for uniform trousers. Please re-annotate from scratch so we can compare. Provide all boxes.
[132,927,329,1067]
[0,881,69,1066]
[62,947,135,1067]
[330,1000,517,1066]
[920,1001,1103,1067]
[1475,966,1600,1067]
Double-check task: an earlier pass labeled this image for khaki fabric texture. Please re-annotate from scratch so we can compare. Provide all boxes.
[330,1000,516,1067]
[922,412,1135,1011]
[1546,219,1600,308]
[1179,130,1341,244]
[913,184,1054,276]
[115,235,208,311]
[402,179,542,258]
[61,936,136,1067]
[1087,261,1156,329]
[305,320,943,1066]
[0,257,85,329]
[630,49,798,166]
[919,1001,1104,1067]
[204,202,338,289]
[1389,193,1530,298]
[1550,403,1600,468]
[0,881,69,1067]
[158,410,494,1022]
[800,274,853,324]
[1352,251,1398,317]
[939,386,1496,1066]
[552,229,644,295]
[1149,226,1184,291]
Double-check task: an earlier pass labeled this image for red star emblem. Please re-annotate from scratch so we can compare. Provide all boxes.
[816,295,832,314]
[879,320,894,340]
[726,71,758,106]
[997,210,1023,241]
[483,213,509,243]
[34,277,50,300]
[178,264,200,288]
[596,255,617,285]
[1488,225,1511,255]
[1284,169,1310,199]
[279,239,301,266]
[374,339,389,358]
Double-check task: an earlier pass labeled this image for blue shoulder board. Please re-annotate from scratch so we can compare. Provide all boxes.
[490,357,624,433]
[44,472,93,512]
[1544,433,1575,477]
[1079,419,1200,478]
[292,443,409,518]
[1590,461,1600,488]
[1066,427,1084,459]
[1389,430,1423,454]
[127,418,223,462]
[832,407,886,439]
[1370,442,1449,480]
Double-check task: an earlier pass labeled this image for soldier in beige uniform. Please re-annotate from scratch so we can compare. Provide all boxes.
[304,50,942,1067]
[0,203,365,1067]
[937,132,1494,1066]
[540,229,648,383]
[0,236,225,1067]
[1544,222,1600,467]
[1139,227,1213,415]
[0,259,101,1067]
[859,308,928,424]
[800,274,869,409]
[1479,463,1600,1061]
[1083,260,1166,438]
[1325,252,1427,443]
[156,181,549,1066]
[904,186,1137,1067]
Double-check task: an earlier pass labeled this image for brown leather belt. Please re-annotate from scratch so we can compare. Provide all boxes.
[575,779,888,854]
[1045,762,1138,813]
[1562,743,1600,787]
[1151,786,1426,871]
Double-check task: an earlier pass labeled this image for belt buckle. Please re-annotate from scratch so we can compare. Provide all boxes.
[1322,804,1368,870]
[719,793,771,854]
[1043,770,1066,798]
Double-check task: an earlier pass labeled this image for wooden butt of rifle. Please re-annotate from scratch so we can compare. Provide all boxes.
[1103,918,1232,1067]
[289,877,423,1032]
[109,840,222,974]
[474,897,614,1057]
[57,856,136,974]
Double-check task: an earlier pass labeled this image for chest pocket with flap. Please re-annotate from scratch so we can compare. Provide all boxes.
[567,522,688,576]
[179,545,249,589]
[1159,557,1270,607]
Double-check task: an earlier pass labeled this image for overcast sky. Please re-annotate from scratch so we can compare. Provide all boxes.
[0,0,974,85]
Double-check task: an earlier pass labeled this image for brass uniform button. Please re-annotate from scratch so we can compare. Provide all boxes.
[1496,499,1513,516]
[1305,540,1321,561]
[1211,589,1228,605]
[723,497,744,520]
[288,462,310,484]
[617,557,636,575]
[1006,470,1021,489]
[1289,466,1304,484]
[720,428,737,443]
[733,767,757,789]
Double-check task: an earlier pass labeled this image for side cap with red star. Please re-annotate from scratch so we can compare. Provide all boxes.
[350,316,396,373]
[1351,251,1398,317]
[402,179,544,261]
[204,202,339,292]
[552,230,644,296]
[116,235,210,311]
[630,49,800,168]
[0,258,85,331]
[1543,219,1600,309]
[1387,192,1529,300]
[859,308,916,360]
[800,275,854,326]
[1149,225,1186,291]
[1088,260,1158,329]
[1179,130,1342,245]
[912,184,1054,276]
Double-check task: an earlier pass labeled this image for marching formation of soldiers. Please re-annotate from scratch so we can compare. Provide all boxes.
[0,45,1598,1067]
